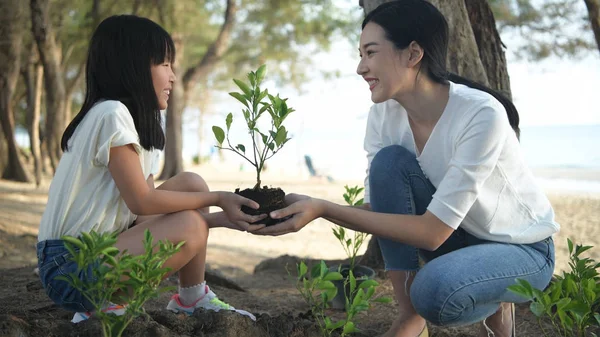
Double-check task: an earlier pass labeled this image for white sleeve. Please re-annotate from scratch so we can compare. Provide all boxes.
[427,105,509,229]
[363,105,383,204]
[94,106,141,167]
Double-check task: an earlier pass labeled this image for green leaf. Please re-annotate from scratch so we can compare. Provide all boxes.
[229,92,249,108]
[226,113,233,131]
[297,262,308,278]
[235,144,246,153]
[342,321,357,334]
[273,127,286,147]
[323,272,343,281]
[317,280,336,290]
[233,79,252,97]
[358,279,379,289]
[530,302,545,317]
[256,64,267,84]
[374,296,393,303]
[212,126,225,145]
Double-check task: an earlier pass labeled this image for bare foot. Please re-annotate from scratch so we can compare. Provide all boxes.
[381,314,427,337]
[479,302,514,337]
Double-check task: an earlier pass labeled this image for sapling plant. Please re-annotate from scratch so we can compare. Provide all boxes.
[294,260,390,336]
[212,64,295,225]
[332,185,368,271]
[57,229,182,337]
[508,238,600,337]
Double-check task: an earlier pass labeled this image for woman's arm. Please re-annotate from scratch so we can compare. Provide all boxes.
[256,197,454,251]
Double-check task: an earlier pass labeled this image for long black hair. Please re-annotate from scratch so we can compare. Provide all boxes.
[61,15,175,151]
[363,0,520,138]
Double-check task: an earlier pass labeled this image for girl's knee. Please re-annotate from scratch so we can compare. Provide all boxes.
[176,172,209,192]
[177,210,209,245]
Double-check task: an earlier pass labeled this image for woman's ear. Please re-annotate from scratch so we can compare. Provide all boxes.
[406,41,424,68]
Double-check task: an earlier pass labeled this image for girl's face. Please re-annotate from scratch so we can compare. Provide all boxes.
[151,61,176,110]
[356,22,416,103]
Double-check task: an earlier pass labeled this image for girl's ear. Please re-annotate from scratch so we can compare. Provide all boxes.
[406,41,424,68]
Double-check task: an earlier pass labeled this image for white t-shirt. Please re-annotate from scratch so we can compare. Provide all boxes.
[363,81,559,244]
[38,100,160,241]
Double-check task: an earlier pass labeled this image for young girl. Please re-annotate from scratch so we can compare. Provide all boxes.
[36,15,262,323]
[255,1,558,336]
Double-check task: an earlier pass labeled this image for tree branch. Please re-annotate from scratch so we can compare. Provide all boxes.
[182,0,237,92]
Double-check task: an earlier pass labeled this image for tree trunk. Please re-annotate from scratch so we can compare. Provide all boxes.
[159,0,237,179]
[22,46,44,187]
[159,34,185,179]
[0,0,31,182]
[30,0,66,173]
[584,0,600,56]
[359,0,511,270]
[464,0,511,99]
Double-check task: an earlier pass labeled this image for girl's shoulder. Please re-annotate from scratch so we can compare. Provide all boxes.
[90,100,131,118]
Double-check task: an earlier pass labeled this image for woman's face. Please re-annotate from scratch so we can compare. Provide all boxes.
[151,60,176,110]
[356,22,415,103]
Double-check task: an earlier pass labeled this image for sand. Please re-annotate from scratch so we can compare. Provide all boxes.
[1,163,599,276]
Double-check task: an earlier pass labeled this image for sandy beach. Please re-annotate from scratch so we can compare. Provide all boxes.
[1,163,599,276]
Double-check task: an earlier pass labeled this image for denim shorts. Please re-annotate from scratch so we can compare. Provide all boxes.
[36,240,98,312]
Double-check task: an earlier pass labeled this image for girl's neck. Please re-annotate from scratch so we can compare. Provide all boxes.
[393,77,450,128]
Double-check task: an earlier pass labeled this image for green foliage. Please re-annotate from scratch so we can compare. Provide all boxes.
[294,260,390,337]
[56,230,183,337]
[212,65,294,189]
[508,238,600,337]
[489,0,596,60]
[332,185,368,271]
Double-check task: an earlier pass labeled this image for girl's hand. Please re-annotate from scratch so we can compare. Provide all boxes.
[217,192,266,231]
[253,197,325,236]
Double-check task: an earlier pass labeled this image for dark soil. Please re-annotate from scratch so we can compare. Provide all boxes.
[0,255,586,337]
[236,186,288,226]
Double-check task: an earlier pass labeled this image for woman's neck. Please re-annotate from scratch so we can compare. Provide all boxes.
[393,77,450,128]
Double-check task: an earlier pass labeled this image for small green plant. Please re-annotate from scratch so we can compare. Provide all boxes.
[508,238,600,337]
[212,64,295,190]
[57,229,183,337]
[332,185,368,270]
[295,260,390,336]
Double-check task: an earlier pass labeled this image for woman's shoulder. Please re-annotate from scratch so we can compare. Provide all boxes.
[449,82,506,123]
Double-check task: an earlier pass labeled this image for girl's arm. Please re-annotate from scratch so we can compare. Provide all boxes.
[109,144,260,223]
[256,196,454,251]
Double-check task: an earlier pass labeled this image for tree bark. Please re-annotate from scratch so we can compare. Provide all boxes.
[159,0,237,179]
[22,46,44,186]
[359,0,511,270]
[584,0,600,56]
[30,0,67,172]
[159,34,185,179]
[0,0,31,182]
[464,0,511,99]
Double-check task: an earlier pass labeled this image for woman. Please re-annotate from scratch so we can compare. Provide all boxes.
[255,1,558,336]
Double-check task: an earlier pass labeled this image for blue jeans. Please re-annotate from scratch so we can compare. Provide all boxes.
[36,240,98,312]
[369,145,555,327]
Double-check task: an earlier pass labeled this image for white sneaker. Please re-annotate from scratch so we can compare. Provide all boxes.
[71,303,127,323]
[166,285,256,321]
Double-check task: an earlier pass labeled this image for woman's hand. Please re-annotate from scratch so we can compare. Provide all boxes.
[253,195,326,236]
[217,191,266,232]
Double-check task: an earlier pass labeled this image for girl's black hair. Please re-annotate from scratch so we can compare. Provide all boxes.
[363,0,520,138]
[61,15,175,151]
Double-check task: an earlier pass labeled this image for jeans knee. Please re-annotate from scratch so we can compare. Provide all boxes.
[370,145,415,179]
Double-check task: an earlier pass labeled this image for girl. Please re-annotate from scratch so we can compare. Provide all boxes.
[36,15,262,323]
[255,1,558,337]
